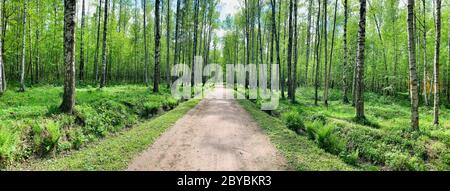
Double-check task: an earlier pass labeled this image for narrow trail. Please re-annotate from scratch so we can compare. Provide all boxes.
[127,86,287,171]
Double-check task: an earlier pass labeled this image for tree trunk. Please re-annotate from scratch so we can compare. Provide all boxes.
[287,0,293,101]
[154,0,161,92]
[327,0,338,104]
[0,0,3,95]
[305,0,313,86]
[342,0,349,104]
[314,0,321,105]
[433,0,441,125]
[323,0,329,106]
[20,0,27,92]
[422,0,428,105]
[355,0,367,121]
[292,0,298,99]
[166,0,171,88]
[144,0,149,86]
[190,0,199,90]
[271,0,281,97]
[0,0,6,92]
[79,0,85,81]
[100,0,109,88]
[94,0,102,82]
[173,0,181,67]
[60,0,77,114]
[407,0,420,129]
[35,0,41,84]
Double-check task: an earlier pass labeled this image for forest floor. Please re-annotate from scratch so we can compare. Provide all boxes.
[127,86,288,171]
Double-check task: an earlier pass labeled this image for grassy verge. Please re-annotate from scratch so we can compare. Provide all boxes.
[251,87,449,171]
[0,85,180,169]
[11,99,199,171]
[239,99,357,171]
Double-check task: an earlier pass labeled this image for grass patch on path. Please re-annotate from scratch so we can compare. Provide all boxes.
[239,99,357,171]
[12,99,199,171]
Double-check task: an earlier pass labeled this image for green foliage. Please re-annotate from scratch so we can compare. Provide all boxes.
[32,120,61,154]
[0,85,181,169]
[282,111,305,134]
[0,125,19,166]
[143,102,162,117]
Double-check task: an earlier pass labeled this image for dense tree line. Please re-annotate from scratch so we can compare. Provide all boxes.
[221,0,448,127]
[0,0,448,127]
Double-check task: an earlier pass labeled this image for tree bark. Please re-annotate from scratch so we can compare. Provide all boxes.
[327,0,338,104]
[60,0,77,113]
[94,0,102,82]
[292,0,298,99]
[79,0,86,81]
[422,0,428,106]
[144,0,149,86]
[154,0,161,92]
[100,0,109,88]
[342,0,349,104]
[166,0,171,87]
[305,0,313,86]
[0,0,3,95]
[323,0,329,106]
[314,0,321,105]
[355,0,367,121]
[407,0,420,129]
[20,0,27,92]
[287,0,293,101]
[190,0,199,90]
[433,0,441,125]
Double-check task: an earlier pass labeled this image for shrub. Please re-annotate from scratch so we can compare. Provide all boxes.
[68,128,86,150]
[385,152,425,171]
[315,124,346,155]
[163,98,179,110]
[0,126,19,166]
[32,120,61,154]
[282,112,305,134]
[310,114,327,125]
[75,105,107,137]
[142,102,162,117]
[341,150,359,165]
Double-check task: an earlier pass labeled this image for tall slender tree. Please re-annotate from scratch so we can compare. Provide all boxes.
[433,0,441,125]
[94,0,102,82]
[407,0,419,129]
[20,0,27,92]
[79,0,86,81]
[0,0,3,95]
[323,0,329,106]
[166,0,171,87]
[354,0,367,121]
[422,0,428,105]
[287,0,294,101]
[154,0,161,92]
[342,0,349,104]
[100,0,109,88]
[305,0,313,85]
[60,0,77,113]
[314,0,321,105]
[143,0,149,86]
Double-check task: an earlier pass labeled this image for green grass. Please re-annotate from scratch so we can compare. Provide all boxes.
[239,99,357,171]
[11,99,199,171]
[260,87,449,171]
[0,85,182,168]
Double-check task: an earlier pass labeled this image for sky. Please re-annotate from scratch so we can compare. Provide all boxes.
[77,0,241,40]
[216,0,240,38]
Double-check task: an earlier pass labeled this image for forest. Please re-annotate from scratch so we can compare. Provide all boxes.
[0,0,449,171]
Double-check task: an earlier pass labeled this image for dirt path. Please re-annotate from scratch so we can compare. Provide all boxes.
[127,86,287,171]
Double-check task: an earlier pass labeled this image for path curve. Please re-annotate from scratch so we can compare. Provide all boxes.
[127,86,287,171]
